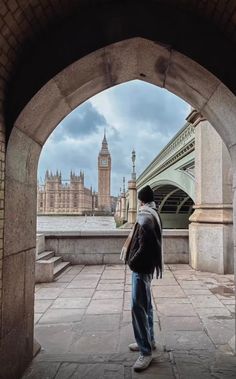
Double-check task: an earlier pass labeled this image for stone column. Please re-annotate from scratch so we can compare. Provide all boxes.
[120,177,126,222]
[120,193,126,222]
[230,159,236,351]
[127,179,137,225]
[188,110,233,274]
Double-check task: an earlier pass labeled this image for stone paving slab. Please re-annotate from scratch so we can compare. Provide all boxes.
[156,303,197,317]
[56,274,78,283]
[51,298,91,309]
[163,331,216,350]
[178,280,206,289]
[35,288,64,300]
[97,283,124,291]
[79,265,105,273]
[66,266,84,273]
[100,277,125,282]
[35,299,53,313]
[69,331,119,354]
[60,288,95,298]
[202,317,235,345]
[92,290,123,299]
[221,299,236,305]
[183,288,212,295]
[86,298,123,314]
[156,297,191,304]
[23,362,61,379]
[152,285,186,298]
[82,314,121,332]
[188,294,225,308]
[159,316,204,331]
[66,280,99,289]
[34,313,43,324]
[22,264,236,378]
[196,307,232,318]
[153,278,178,286]
[101,271,125,280]
[56,363,124,379]
[35,323,83,354]
[39,282,68,288]
[39,308,85,324]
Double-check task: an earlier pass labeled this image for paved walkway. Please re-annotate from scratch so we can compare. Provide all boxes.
[23,264,236,378]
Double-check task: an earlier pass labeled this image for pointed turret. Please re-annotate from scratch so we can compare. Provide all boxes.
[100,129,109,154]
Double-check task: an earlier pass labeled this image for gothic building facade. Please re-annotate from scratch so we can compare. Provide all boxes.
[37,134,113,214]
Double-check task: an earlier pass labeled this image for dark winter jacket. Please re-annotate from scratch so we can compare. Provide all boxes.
[126,208,162,278]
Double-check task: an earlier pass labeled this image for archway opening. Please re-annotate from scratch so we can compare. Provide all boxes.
[2,37,236,378]
[154,184,194,229]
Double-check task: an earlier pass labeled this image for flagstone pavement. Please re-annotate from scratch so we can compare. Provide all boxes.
[23,264,236,378]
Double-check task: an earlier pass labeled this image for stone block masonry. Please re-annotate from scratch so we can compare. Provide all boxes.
[0,122,5,344]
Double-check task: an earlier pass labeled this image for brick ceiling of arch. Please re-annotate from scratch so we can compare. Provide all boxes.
[1,0,236,137]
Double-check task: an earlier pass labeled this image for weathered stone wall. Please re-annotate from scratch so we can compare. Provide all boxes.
[0,1,235,133]
[43,230,189,265]
[0,122,5,347]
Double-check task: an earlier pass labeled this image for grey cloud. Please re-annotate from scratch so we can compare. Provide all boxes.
[51,102,108,141]
[38,80,189,195]
[102,80,188,133]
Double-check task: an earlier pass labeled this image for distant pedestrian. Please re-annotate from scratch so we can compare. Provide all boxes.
[121,185,162,372]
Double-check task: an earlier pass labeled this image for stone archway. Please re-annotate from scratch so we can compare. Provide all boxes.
[2,37,236,377]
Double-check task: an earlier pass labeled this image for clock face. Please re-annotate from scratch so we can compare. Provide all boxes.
[101,159,108,166]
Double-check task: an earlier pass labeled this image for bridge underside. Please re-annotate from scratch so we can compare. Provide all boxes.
[154,184,194,229]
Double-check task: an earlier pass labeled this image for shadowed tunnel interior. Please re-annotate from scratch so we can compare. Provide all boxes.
[154,185,194,228]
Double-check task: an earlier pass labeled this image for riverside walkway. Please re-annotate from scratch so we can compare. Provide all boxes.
[23,264,236,378]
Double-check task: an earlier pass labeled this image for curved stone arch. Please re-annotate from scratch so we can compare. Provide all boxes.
[3,37,236,376]
[149,176,195,203]
[9,37,236,148]
[152,182,194,228]
[5,35,235,258]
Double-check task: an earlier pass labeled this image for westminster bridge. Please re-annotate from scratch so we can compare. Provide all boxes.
[116,110,233,277]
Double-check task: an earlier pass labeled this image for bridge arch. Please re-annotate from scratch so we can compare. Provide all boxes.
[1,2,236,376]
[150,175,195,203]
[152,183,194,229]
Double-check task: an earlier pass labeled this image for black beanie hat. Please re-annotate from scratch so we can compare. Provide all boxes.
[138,185,154,203]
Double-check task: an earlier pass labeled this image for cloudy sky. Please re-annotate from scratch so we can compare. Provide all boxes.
[38,80,190,195]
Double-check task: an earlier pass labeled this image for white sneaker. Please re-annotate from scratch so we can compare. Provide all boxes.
[133,354,152,372]
[128,341,156,352]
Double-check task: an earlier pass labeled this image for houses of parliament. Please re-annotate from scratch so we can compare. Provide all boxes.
[37,134,116,214]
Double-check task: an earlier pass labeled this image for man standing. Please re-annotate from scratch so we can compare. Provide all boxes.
[125,185,162,372]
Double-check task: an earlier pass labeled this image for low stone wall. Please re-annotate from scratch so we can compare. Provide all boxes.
[42,229,189,265]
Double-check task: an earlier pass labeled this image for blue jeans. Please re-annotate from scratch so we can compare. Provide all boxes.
[131,271,154,356]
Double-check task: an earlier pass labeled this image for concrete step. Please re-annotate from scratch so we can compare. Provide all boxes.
[53,262,70,278]
[36,234,45,256]
[37,251,55,261]
[45,256,62,266]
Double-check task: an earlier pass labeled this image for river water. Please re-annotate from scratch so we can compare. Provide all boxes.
[37,215,116,232]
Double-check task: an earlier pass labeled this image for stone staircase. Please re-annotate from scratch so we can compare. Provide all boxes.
[35,234,70,283]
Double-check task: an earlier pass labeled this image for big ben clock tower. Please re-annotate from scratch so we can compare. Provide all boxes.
[98,132,111,212]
